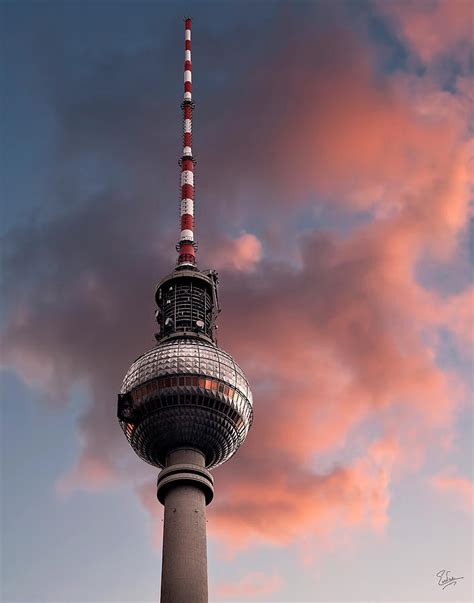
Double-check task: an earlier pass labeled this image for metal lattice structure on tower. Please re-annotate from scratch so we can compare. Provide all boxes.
[117,18,253,603]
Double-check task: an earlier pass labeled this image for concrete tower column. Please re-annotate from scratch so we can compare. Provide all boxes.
[157,448,214,603]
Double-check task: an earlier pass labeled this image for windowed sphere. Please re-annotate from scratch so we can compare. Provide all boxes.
[118,337,253,469]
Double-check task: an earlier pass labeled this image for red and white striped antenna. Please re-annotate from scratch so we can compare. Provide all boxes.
[177,17,197,267]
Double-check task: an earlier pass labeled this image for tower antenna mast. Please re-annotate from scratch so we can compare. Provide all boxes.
[177,17,197,267]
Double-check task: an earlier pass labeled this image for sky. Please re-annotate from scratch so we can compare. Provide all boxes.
[0,1,473,601]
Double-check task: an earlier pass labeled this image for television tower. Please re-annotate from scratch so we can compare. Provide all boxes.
[117,18,253,603]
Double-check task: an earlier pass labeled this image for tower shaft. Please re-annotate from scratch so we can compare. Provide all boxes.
[158,448,213,603]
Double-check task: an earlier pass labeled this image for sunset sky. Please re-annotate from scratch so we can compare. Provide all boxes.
[1,1,473,601]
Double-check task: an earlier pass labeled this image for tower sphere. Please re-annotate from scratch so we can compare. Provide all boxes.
[118,334,253,469]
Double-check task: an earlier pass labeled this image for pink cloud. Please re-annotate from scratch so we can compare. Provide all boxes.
[377,0,472,64]
[136,481,164,550]
[56,456,117,497]
[1,7,471,566]
[440,286,474,354]
[430,468,474,513]
[215,25,469,227]
[208,439,396,552]
[213,570,282,600]
[208,233,262,273]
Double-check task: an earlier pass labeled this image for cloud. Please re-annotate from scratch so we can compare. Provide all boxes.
[209,233,263,273]
[1,3,471,563]
[136,481,164,550]
[203,225,461,548]
[208,439,396,552]
[440,286,474,353]
[376,0,472,65]
[56,456,118,497]
[213,570,282,600]
[430,468,474,513]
